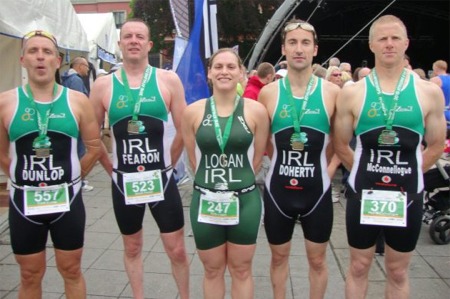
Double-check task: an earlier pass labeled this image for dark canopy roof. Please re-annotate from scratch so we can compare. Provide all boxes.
[264,0,449,71]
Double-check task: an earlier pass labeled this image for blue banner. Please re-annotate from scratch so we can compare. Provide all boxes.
[175,0,210,104]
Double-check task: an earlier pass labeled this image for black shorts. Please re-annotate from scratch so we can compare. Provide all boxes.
[112,173,184,235]
[346,190,423,252]
[264,187,333,245]
[9,191,85,255]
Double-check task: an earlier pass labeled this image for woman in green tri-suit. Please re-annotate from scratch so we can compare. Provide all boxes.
[181,48,269,299]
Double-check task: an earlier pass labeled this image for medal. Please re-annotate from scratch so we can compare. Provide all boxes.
[219,153,228,167]
[290,132,308,151]
[378,129,398,145]
[371,69,406,146]
[127,120,144,134]
[209,96,240,171]
[35,148,51,158]
[121,66,152,135]
[33,136,51,158]
[284,76,315,152]
[26,83,57,160]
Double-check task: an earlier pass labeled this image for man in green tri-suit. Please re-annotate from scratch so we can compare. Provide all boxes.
[0,30,101,298]
[334,15,446,299]
[259,18,340,299]
[90,19,189,299]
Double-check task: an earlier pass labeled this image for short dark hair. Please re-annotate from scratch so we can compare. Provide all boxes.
[120,18,151,39]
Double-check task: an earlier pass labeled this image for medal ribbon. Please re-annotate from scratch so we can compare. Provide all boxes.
[209,96,240,156]
[371,69,406,131]
[26,83,58,148]
[121,66,152,121]
[283,75,315,135]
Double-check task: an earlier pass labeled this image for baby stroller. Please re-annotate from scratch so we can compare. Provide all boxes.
[423,161,450,244]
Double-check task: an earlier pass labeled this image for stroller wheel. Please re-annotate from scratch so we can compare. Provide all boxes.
[429,214,450,245]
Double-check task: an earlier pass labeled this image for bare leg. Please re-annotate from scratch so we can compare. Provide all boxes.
[161,228,190,299]
[345,246,375,299]
[305,240,329,299]
[197,244,227,299]
[122,230,144,299]
[15,251,46,299]
[269,241,291,299]
[54,248,86,299]
[384,245,413,299]
[227,242,257,299]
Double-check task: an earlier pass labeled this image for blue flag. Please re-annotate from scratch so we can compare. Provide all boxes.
[176,0,210,104]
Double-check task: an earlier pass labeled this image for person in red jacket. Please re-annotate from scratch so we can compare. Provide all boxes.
[243,62,275,100]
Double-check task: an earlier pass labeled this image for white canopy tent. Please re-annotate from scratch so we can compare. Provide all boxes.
[0,0,89,92]
[77,13,121,71]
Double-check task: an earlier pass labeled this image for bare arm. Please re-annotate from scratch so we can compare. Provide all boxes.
[0,90,14,176]
[89,75,113,176]
[258,82,276,158]
[333,85,360,171]
[162,70,187,166]
[321,80,340,177]
[429,76,442,88]
[0,123,10,176]
[181,100,205,173]
[421,82,446,171]
[244,99,270,173]
[71,90,102,178]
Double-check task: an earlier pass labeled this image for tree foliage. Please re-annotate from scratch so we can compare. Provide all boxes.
[130,0,284,59]
[129,0,176,54]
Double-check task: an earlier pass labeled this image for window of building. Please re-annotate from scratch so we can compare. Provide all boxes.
[113,11,126,28]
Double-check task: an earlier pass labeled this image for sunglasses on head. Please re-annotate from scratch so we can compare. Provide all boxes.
[22,30,58,47]
[284,22,315,33]
[283,21,318,43]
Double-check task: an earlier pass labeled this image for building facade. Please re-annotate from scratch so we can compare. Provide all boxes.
[70,0,131,28]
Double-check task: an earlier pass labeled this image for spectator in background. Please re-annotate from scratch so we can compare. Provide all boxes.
[313,63,327,78]
[352,67,362,82]
[329,56,340,67]
[274,60,287,71]
[62,57,89,96]
[403,53,412,69]
[413,68,427,80]
[430,60,450,128]
[339,62,352,75]
[358,67,371,81]
[62,57,94,192]
[341,70,354,87]
[326,66,343,87]
[243,62,275,100]
[237,65,249,96]
[275,68,288,80]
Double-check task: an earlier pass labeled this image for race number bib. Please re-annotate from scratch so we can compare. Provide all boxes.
[198,190,239,225]
[123,170,164,205]
[360,189,407,227]
[24,183,70,216]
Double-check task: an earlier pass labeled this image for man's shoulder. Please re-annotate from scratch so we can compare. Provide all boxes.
[153,67,181,85]
[0,87,17,101]
[0,88,18,114]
